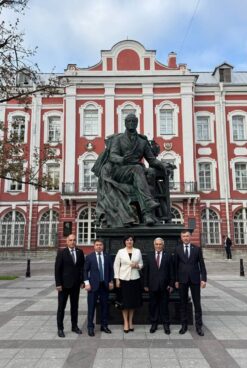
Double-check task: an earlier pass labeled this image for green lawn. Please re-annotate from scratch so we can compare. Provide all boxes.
[0,276,18,280]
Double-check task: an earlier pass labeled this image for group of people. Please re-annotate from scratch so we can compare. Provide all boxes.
[55,230,207,338]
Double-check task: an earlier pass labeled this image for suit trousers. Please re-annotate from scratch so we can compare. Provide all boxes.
[149,288,170,325]
[225,247,232,259]
[179,282,202,327]
[87,282,109,329]
[57,285,80,330]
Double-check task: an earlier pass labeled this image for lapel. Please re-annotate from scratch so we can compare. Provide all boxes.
[159,251,166,269]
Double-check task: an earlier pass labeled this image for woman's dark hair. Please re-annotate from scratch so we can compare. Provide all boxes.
[123,235,135,245]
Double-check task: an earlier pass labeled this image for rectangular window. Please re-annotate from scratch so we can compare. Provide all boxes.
[47,164,60,191]
[199,163,212,190]
[83,109,98,136]
[9,180,22,191]
[160,109,173,135]
[232,116,245,140]
[235,163,247,190]
[48,117,61,142]
[197,116,210,141]
[11,116,25,142]
[82,160,97,190]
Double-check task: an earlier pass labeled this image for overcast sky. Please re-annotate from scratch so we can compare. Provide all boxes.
[4,0,247,73]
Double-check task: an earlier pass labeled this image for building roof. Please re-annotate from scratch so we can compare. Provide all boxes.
[196,71,247,85]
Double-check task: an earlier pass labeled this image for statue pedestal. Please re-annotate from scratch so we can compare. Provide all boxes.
[96,224,194,325]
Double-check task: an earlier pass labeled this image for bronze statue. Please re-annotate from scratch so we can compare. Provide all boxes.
[92,113,175,228]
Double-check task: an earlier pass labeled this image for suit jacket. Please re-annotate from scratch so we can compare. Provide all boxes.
[144,251,174,292]
[175,244,207,284]
[109,131,163,170]
[55,247,85,288]
[84,252,114,292]
[225,237,232,247]
[113,247,143,281]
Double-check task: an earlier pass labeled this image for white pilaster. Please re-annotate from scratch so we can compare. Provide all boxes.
[181,83,195,181]
[104,83,115,137]
[143,83,153,139]
[65,85,76,183]
[29,95,42,201]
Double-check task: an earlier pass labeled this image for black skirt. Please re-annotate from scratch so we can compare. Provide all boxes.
[119,278,142,309]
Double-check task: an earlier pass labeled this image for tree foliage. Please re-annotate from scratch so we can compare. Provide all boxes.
[0,0,60,187]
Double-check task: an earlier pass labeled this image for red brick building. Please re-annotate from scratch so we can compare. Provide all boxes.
[0,40,246,253]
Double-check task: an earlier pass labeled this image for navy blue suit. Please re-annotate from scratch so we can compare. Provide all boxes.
[84,252,113,329]
[175,243,207,327]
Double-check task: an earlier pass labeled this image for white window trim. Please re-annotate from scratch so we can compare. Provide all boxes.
[37,209,59,247]
[171,206,184,224]
[230,157,247,194]
[76,203,96,246]
[195,111,215,145]
[201,207,221,245]
[43,110,63,145]
[77,152,98,191]
[155,100,179,139]
[0,210,26,248]
[7,111,30,144]
[4,161,27,194]
[227,110,247,146]
[158,150,181,190]
[42,160,62,193]
[116,101,141,133]
[79,101,103,139]
[196,158,217,192]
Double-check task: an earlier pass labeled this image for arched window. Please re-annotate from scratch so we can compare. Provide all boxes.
[234,208,247,245]
[117,101,141,133]
[79,102,103,138]
[78,153,98,191]
[0,211,25,247]
[77,206,96,245]
[38,210,59,247]
[201,208,221,245]
[171,207,184,224]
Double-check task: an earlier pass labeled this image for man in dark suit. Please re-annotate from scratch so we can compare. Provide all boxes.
[55,234,85,338]
[144,237,174,334]
[84,238,114,336]
[223,235,232,260]
[175,230,207,336]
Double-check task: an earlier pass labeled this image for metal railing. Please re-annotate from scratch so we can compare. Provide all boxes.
[62,182,97,195]
[169,181,197,193]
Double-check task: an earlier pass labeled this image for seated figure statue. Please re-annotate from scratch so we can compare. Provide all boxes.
[92,113,175,228]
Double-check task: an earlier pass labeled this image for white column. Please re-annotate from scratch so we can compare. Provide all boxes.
[65,85,76,183]
[104,83,115,137]
[181,83,195,181]
[143,83,153,139]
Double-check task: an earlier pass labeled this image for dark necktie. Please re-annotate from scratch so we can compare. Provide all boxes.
[98,252,104,281]
[156,251,160,268]
[71,248,76,264]
[185,245,189,259]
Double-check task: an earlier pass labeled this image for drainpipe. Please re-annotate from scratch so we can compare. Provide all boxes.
[219,82,230,237]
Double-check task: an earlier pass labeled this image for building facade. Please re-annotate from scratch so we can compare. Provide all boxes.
[0,40,247,253]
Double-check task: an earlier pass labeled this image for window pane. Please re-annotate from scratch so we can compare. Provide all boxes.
[11,116,25,142]
[235,163,247,190]
[199,163,212,190]
[197,116,210,141]
[48,116,61,142]
[38,210,58,247]
[233,116,245,140]
[84,109,98,136]
[160,109,173,135]
[82,160,97,190]
[47,165,60,191]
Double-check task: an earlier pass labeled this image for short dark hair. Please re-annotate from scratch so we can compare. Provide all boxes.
[94,238,104,245]
[181,230,192,235]
[123,235,135,245]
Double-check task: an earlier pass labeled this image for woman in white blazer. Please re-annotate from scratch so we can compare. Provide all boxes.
[114,235,143,332]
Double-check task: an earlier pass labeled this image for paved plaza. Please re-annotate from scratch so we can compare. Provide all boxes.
[0,258,247,367]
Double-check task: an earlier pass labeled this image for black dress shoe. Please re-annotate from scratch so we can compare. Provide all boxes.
[72,327,82,334]
[129,328,134,332]
[100,326,112,333]
[123,329,129,333]
[150,324,157,333]
[57,329,65,338]
[179,325,188,334]
[196,327,204,336]
[163,324,171,335]
[88,328,95,337]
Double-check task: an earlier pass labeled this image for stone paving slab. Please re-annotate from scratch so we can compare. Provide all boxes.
[0,262,247,367]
